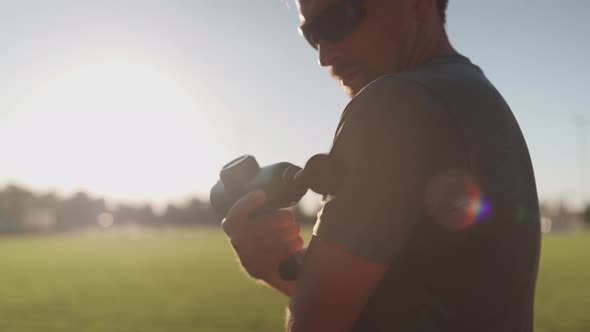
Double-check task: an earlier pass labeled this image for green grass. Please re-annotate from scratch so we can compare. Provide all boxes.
[535,232,590,332]
[0,227,587,332]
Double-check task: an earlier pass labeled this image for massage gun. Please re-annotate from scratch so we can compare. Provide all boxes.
[210,153,344,280]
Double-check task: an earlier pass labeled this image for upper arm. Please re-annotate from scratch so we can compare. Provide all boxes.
[314,77,449,264]
[288,235,388,332]
[288,78,453,331]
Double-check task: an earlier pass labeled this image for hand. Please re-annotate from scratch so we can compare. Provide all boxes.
[221,190,304,282]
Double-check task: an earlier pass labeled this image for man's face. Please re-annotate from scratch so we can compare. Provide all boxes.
[297,0,418,97]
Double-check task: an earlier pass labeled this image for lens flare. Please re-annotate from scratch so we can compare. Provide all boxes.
[425,170,492,231]
[464,180,492,225]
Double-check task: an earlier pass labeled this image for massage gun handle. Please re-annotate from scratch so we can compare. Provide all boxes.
[279,248,306,281]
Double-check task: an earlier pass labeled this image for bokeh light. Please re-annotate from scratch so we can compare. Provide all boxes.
[97,212,115,228]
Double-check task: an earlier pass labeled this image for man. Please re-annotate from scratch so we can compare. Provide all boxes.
[221,0,541,331]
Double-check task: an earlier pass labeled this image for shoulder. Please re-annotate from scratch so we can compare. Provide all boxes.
[334,76,449,143]
[349,75,444,115]
[343,75,447,123]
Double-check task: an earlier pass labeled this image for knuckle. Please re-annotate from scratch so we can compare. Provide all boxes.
[270,212,295,228]
[291,237,304,251]
[280,209,295,222]
[221,218,230,233]
[284,223,300,236]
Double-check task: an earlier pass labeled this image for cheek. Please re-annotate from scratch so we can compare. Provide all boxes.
[374,25,416,74]
[365,4,415,65]
[359,32,396,75]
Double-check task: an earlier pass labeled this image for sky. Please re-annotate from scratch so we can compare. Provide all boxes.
[0,0,589,209]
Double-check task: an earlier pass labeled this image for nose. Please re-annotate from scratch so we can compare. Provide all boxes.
[318,41,342,67]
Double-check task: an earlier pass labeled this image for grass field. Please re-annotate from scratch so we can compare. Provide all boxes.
[0,227,588,332]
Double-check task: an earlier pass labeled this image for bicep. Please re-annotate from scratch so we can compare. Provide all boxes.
[314,89,435,264]
[288,235,388,332]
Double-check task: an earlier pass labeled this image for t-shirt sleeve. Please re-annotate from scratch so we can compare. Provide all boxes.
[313,77,452,264]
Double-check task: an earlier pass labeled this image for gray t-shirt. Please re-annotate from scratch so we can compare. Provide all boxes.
[313,54,540,331]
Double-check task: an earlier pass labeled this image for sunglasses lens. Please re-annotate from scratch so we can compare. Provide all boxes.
[300,26,319,50]
[299,0,365,50]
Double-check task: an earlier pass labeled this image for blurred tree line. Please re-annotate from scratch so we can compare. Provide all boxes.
[0,184,318,234]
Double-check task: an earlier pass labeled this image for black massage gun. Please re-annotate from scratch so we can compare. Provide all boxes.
[210,153,344,280]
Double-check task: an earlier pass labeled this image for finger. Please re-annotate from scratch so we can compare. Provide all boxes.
[270,210,296,228]
[269,236,304,261]
[222,190,267,234]
[238,217,297,245]
[275,223,301,242]
[250,209,296,230]
[287,236,305,254]
[259,226,302,253]
[225,211,291,240]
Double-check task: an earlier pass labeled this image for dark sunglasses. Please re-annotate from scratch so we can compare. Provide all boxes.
[298,0,366,50]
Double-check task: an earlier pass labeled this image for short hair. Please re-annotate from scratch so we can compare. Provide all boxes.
[437,0,449,23]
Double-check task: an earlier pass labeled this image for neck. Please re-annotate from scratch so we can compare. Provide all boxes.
[432,30,457,58]
[406,24,456,70]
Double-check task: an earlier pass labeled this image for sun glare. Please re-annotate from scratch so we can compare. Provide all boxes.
[5,58,227,202]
